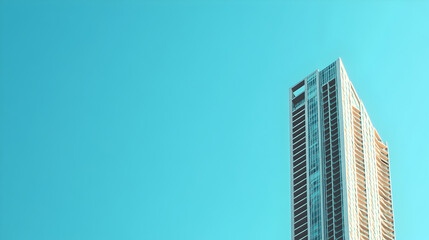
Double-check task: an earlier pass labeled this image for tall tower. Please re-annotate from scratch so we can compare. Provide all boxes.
[289,58,395,240]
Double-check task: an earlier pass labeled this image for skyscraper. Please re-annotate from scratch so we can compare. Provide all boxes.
[289,58,395,240]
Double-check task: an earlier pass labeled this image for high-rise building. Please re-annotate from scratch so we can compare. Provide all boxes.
[289,58,395,240]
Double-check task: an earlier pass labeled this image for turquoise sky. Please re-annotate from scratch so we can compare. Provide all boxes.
[1,1,428,239]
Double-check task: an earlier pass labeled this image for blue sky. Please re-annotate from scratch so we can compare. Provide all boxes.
[1,1,428,239]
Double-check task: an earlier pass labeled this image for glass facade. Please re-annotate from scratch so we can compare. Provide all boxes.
[306,73,322,240]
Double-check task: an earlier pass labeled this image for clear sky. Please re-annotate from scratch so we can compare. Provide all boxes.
[1,1,428,239]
